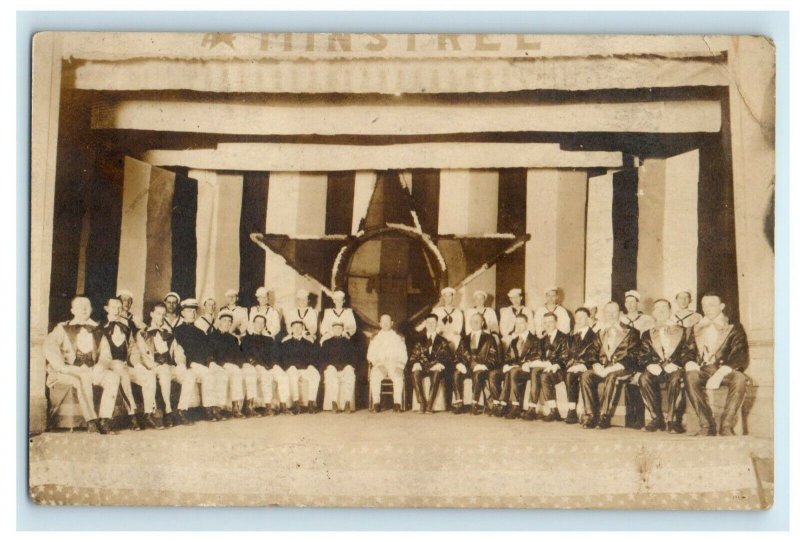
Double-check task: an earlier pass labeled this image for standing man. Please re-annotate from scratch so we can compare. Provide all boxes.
[537,313,571,422]
[620,290,655,336]
[43,296,120,434]
[499,288,535,344]
[248,286,282,338]
[320,290,358,341]
[579,301,640,429]
[367,314,408,413]
[137,302,195,427]
[583,299,604,333]
[685,292,749,436]
[431,287,464,351]
[162,292,183,332]
[279,320,321,414]
[173,298,227,422]
[116,289,145,335]
[533,287,572,337]
[672,290,703,329]
[99,297,158,431]
[320,321,359,413]
[283,289,319,341]
[221,288,249,337]
[638,299,696,433]
[465,290,499,335]
[453,313,500,415]
[195,296,217,335]
[410,313,452,414]
[563,307,598,425]
[497,313,538,419]
[209,310,251,418]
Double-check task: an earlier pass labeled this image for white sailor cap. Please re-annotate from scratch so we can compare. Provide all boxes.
[116,289,134,299]
[472,290,488,300]
[545,286,560,294]
[625,290,641,301]
[164,292,181,303]
[675,289,692,298]
[332,290,346,300]
[201,296,216,306]
[255,286,268,297]
[217,309,234,320]
[180,298,198,309]
[583,299,598,310]
[296,288,310,299]
[507,288,523,298]
[224,288,238,297]
[441,287,456,296]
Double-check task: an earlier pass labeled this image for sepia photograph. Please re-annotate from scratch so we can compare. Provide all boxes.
[28,31,775,510]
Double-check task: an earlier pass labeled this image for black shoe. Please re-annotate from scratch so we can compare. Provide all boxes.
[163,412,175,428]
[523,409,537,421]
[719,426,736,436]
[542,409,562,422]
[143,413,159,430]
[308,401,319,414]
[212,406,225,421]
[565,409,579,425]
[452,403,463,414]
[231,401,244,418]
[596,415,611,429]
[582,416,597,429]
[97,418,116,435]
[279,403,288,415]
[86,419,99,434]
[332,401,340,414]
[505,406,521,420]
[173,410,189,426]
[128,414,141,431]
[667,421,686,434]
[344,401,353,413]
[643,417,666,432]
[393,404,401,413]
[470,404,481,415]
[372,403,382,413]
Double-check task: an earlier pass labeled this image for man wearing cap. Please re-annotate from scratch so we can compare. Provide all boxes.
[195,296,217,335]
[563,307,599,424]
[620,290,655,336]
[248,286,282,338]
[580,301,641,429]
[163,292,183,332]
[241,314,289,414]
[116,289,145,335]
[43,296,120,435]
[453,312,500,415]
[685,292,749,437]
[279,320,322,414]
[367,314,408,413]
[209,310,255,417]
[283,289,319,341]
[137,301,195,427]
[499,288,534,344]
[410,313,452,414]
[431,287,464,351]
[221,289,249,337]
[173,298,227,422]
[320,321,360,413]
[583,300,604,333]
[672,290,703,329]
[496,312,538,419]
[638,299,696,433]
[320,290,358,341]
[99,296,158,431]
[533,287,572,338]
[465,290,499,336]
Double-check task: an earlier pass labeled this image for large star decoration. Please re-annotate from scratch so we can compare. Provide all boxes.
[251,171,530,328]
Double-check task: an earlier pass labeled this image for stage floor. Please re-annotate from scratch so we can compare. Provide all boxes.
[29,411,773,509]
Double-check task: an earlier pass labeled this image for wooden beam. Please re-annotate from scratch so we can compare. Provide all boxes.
[143,142,622,171]
[92,99,721,135]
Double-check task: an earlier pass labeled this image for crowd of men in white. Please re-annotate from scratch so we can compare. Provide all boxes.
[44,284,749,437]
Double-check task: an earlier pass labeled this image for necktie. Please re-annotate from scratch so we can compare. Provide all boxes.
[443,310,453,325]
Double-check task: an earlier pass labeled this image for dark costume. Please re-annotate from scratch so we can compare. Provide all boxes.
[409,332,453,411]
[453,331,500,407]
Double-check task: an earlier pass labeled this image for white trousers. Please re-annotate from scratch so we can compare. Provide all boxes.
[324,365,356,407]
[109,359,154,415]
[370,365,404,405]
[190,362,228,407]
[154,364,196,412]
[222,362,245,404]
[286,366,321,405]
[52,364,120,421]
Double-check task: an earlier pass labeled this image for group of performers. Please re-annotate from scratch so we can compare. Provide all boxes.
[43,284,748,438]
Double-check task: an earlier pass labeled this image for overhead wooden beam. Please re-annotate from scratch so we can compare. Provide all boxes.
[93,99,722,135]
[142,142,622,171]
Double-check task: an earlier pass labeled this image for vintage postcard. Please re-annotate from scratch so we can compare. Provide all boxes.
[28,32,775,509]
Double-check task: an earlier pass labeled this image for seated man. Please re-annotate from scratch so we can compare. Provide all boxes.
[638,298,696,433]
[136,302,195,427]
[563,307,599,424]
[240,314,289,415]
[367,314,408,413]
[174,298,227,422]
[43,296,121,435]
[685,292,749,436]
[99,297,158,430]
[210,310,256,417]
[453,313,500,415]
[320,321,359,413]
[410,313,452,414]
[580,301,640,429]
[537,312,571,422]
[496,312,539,419]
[279,320,321,414]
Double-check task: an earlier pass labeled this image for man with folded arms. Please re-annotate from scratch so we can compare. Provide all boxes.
[496,313,538,419]
[320,321,359,413]
[453,312,499,415]
[536,312,571,422]
[240,314,288,414]
[367,314,408,413]
[580,301,640,429]
[279,320,322,414]
[685,292,749,436]
[209,310,255,417]
[563,307,598,425]
[638,298,696,433]
[410,313,452,414]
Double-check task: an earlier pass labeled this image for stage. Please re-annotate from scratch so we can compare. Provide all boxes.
[29,411,773,509]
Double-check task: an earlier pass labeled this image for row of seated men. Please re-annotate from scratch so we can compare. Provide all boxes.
[43,284,748,437]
